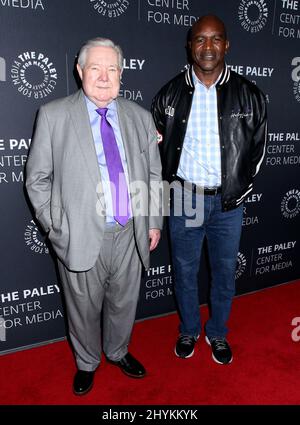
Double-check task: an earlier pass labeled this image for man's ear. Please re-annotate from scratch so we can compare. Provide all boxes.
[225,40,230,54]
[76,63,83,80]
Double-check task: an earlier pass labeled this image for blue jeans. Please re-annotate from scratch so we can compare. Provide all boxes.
[169,186,243,338]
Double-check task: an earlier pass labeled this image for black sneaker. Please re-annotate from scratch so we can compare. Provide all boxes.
[175,334,198,359]
[205,336,233,364]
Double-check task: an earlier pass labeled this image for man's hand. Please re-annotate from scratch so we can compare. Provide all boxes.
[149,228,161,251]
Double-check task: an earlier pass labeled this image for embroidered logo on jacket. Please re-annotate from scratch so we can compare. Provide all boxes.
[231,111,253,119]
[165,106,175,117]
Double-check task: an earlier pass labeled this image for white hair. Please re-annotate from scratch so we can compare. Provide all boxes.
[77,37,123,70]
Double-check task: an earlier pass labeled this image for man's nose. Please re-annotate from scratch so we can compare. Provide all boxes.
[204,39,213,50]
[99,68,109,81]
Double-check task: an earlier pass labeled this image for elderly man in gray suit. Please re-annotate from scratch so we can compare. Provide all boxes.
[26,37,163,396]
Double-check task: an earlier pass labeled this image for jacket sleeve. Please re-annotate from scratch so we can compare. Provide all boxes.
[148,113,163,230]
[151,90,166,137]
[251,91,268,178]
[26,106,53,232]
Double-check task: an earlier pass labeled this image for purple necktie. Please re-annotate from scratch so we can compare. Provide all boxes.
[96,108,130,226]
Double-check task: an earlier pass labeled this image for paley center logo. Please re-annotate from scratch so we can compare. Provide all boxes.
[236,252,247,279]
[24,220,49,254]
[10,51,57,99]
[291,57,300,102]
[238,0,268,33]
[0,0,45,10]
[89,0,130,18]
[281,189,300,219]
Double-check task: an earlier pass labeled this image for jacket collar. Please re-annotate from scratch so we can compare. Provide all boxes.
[185,63,230,88]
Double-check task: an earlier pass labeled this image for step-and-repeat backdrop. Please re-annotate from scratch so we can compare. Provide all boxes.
[0,0,299,354]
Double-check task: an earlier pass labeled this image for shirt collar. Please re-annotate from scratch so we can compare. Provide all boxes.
[84,95,117,115]
[192,66,223,88]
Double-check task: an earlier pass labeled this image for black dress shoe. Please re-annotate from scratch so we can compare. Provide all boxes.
[73,370,95,396]
[110,353,146,378]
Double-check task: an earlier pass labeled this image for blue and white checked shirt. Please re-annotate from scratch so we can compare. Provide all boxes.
[85,96,131,223]
[177,67,222,187]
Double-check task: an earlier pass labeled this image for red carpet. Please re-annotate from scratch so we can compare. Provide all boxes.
[0,280,300,405]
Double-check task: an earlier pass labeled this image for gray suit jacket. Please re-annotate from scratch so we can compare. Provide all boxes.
[26,90,163,271]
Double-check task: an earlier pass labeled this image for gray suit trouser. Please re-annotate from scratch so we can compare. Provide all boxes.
[58,219,142,372]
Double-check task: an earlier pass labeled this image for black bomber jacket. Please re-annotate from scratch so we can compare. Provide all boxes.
[151,65,268,211]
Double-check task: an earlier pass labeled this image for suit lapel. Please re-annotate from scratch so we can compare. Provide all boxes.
[116,97,136,184]
[68,90,105,210]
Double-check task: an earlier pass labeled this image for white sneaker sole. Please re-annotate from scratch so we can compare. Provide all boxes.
[205,336,233,365]
[174,347,195,359]
[174,334,200,359]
